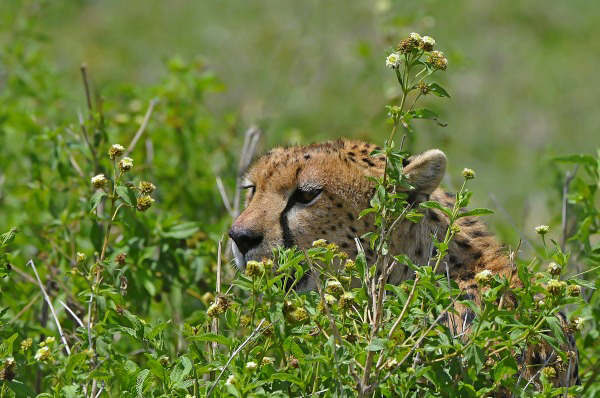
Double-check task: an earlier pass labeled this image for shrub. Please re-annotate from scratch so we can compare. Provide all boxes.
[0,8,599,398]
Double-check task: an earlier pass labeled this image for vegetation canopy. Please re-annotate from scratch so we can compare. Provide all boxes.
[0,2,599,398]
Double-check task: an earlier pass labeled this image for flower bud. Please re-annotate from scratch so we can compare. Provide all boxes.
[547,279,566,296]
[115,252,127,266]
[108,144,125,160]
[384,358,398,370]
[326,243,339,252]
[239,315,251,327]
[159,355,169,366]
[572,317,584,331]
[284,301,309,323]
[207,295,230,317]
[475,269,493,286]
[462,168,475,180]
[326,279,344,296]
[535,225,550,235]
[262,258,274,271]
[245,260,264,277]
[245,361,257,371]
[136,195,155,212]
[385,52,401,69]
[344,259,356,272]
[76,252,87,264]
[324,294,337,305]
[312,239,327,248]
[567,284,581,297]
[262,356,275,365]
[20,338,32,351]
[34,346,51,362]
[91,174,108,188]
[119,157,134,172]
[427,50,448,70]
[408,32,422,46]
[417,81,429,95]
[225,375,236,385]
[201,292,215,306]
[547,262,561,276]
[339,292,355,310]
[541,366,557,379]
[288,355,299,368]
[139,181,156,194]
[420,35,435,51]
[0,357,15,381]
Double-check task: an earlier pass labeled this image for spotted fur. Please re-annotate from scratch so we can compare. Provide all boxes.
[229,139,579,391]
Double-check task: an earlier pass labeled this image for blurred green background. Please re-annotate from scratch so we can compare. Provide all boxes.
[2,0,599,243]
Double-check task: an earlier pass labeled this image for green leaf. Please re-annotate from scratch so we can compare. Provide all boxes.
[428,83,451,97]
[568,278,596,289]
[493,356,518,381]
[64,352,87,382]
[545,316,566,345]
[7,380,35,397]
[0,227,17,248]
[457,208,494,218]
[116,185,136,207]
[465,345,484,373]
[90,221,104,252]
[553,154,596,167]
[170,355,192,384]
[366,337,387,351]
[408,108,439,120]
[188,333,233,347]
[136,369,150,397]
[61,385,80,398]
[270,372,305,388]
[407,108,448,127]
[420,201,452,218]
[162,222,200,239]
[89,190,106,212]
[0,333,17,356]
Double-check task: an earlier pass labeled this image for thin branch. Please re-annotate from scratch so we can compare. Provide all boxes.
[69,155,85,178]
[10,292,41,323]
[28,259,71,355]
[307,260,344,345]
[78,110,99,172]
[80,64,94,113]
[387,275,420,341]
[59,300,85,328]
[215,177,233,216]
[561,165,578,251]
[207,319,266,397]
[211,240,223,359]
[125,98,158,156]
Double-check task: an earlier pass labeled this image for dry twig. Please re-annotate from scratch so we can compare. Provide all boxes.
[125,98,158,156]
[28,259,71,355]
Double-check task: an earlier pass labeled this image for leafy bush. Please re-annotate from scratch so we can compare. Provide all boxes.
[1,6,599,398]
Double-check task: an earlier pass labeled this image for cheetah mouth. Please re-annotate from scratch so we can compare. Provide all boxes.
[231,242,266,271]
[231,241,246,271]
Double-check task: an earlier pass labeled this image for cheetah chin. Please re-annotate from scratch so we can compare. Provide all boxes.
[228,139,580,390]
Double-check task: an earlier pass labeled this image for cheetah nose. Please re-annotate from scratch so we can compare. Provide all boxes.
[228,225,263,255]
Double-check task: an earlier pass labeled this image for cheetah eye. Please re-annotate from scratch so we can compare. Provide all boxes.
[290,187,323,206]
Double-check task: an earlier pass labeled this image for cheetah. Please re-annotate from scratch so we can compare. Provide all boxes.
[229,139,580,390]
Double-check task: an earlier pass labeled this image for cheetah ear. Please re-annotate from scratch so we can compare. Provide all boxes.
[402,149,446,194]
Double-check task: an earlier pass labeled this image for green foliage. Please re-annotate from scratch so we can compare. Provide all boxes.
[0,3,599,398]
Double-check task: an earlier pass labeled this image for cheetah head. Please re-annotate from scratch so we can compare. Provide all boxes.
[229,140,446,279]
